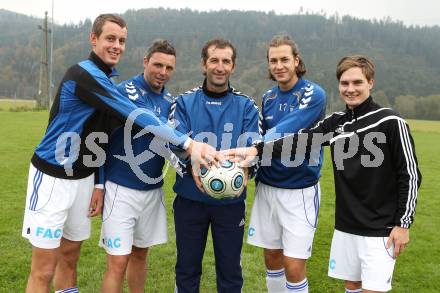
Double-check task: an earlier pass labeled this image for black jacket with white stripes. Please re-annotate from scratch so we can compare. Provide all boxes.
[257,96,421,237]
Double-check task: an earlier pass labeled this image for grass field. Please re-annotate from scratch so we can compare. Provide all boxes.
[0,99,37,111]
[0,112,439,292]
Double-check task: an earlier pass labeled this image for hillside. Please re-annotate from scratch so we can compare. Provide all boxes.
[1,8,439,117]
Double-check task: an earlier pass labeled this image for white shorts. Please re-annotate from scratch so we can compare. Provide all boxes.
[99,181,168,255]
[328,229,396,292]
[22,164,94,249]
[247,182,320,259]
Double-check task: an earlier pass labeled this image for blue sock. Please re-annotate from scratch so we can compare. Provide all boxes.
[55,287,79,293]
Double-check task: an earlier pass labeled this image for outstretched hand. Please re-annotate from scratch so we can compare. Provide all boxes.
[187,140,225,193]
[187,140,224,168]
[222,147,259,168]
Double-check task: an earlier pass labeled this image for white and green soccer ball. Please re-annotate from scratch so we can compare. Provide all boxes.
[200,160,245,199]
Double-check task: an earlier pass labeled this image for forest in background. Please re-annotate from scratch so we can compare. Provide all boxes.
[0,8,439,119]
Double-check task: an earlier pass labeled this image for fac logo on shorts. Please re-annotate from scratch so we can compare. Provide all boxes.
[248,227,256,236]
[102,237,122,248]
[329,258,336,270]
[35,227,62,239]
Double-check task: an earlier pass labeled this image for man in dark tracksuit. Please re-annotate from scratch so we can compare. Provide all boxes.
[228,55,421,293]
[22,14,217,293]
[169,39,262,293]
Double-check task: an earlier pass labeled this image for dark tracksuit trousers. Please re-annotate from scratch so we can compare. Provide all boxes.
[173,195,245,293]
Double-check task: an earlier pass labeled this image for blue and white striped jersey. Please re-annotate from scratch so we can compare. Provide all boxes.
[257,77,327,189]
[169,82,262,205]
[102,74,175,190]
[31,52,188,179]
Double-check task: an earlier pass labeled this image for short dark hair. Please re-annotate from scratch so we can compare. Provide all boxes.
[145,39,176,60]
[267,34,306,80]
[336,55,375,81]
[92,14,127,38]
[201,38,236,65]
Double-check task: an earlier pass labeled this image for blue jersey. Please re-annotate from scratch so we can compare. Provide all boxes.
[169,82,262,205]
[31,52,188,180]
[102,74,175,190]
[257,78,326,188]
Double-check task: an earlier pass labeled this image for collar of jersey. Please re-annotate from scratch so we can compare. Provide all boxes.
[202,78,232,98]
[277,77,305,95]
[346,96,373,118]
[135,74,166,99]
[88,51,118,77]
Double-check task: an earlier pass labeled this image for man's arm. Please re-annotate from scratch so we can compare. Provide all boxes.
[390,119,421,228]
[73,63,190,148]
[226,115,335,167]
[260,113,335,159]
[71,63,222,165]
[386,119,421,258]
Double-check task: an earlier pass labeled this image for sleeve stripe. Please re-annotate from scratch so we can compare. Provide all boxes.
[254,101,264,138]
[400,120,419,223]
[397,120,419,227]
[397,120,415,226]
[168,101,177,125]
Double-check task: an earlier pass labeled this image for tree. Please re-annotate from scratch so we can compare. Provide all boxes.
[394,95,417,118]
[373,90,391,107]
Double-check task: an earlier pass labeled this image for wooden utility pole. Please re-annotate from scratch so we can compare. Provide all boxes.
[37,11,51,109]
[49,1,54,108]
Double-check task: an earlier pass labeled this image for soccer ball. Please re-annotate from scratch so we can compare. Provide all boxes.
[200,160,245,199]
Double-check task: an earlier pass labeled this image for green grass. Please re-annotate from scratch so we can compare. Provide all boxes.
[0,99,37,111]
[0,112,439,292]
[408,119,440,134]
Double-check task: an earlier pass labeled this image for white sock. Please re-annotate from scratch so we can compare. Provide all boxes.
[345,289,362,293]
[266,269,286,293]
[55,287,78,293]
[286,278,308,292]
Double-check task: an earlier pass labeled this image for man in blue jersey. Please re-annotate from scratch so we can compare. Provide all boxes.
[99,39,177,293]
[247,34,326,293]
[21,15,220,293]
[169,38,261,293]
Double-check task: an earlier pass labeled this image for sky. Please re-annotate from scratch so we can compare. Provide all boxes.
[1,0,439,27]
